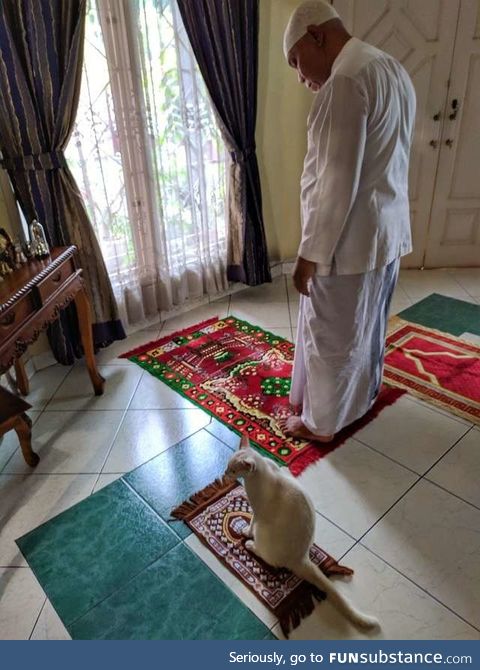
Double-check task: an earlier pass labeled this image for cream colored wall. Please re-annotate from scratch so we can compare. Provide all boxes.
[257,0,311,262]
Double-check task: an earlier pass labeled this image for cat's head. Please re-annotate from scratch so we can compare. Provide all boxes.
[225,435,258,479]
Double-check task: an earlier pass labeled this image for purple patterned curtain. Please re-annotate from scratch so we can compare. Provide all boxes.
[177,0,271,286]
[0,0,125,364]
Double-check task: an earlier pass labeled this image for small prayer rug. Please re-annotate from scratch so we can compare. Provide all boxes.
[385,317,480,425]
[171,477,354,636]
[121,316,404,475]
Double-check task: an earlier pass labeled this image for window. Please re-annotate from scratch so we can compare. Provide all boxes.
[67,0,227,322]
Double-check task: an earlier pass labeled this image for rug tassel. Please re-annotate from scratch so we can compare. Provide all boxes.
[279,588,326,638]
[171,476,234,521]
[322,557,354,577]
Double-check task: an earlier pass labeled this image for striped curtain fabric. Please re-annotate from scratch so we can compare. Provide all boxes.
[0,0,125,364]
[177,0,271,286]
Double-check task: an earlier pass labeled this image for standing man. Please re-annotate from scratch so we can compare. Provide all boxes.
[280,1,416,442]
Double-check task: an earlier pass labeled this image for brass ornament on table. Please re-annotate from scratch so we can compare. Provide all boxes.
[13,240,27,268]
[29,219,50,259]
[0,227,15,278]
[23,241,33,259]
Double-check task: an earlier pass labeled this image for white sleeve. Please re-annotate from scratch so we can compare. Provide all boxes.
[298,75,368,270]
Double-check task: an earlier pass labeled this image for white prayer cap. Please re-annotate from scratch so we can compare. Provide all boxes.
[283,0,340,59]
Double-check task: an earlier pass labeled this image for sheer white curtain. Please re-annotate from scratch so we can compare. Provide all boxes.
[66,0,228,329]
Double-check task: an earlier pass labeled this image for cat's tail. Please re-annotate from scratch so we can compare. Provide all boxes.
[296,559,379,631]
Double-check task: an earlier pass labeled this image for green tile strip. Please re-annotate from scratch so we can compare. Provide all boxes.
[70,544,269,640]
[399,293,480,337]
[16,480,179,626]
[16,431,271,639]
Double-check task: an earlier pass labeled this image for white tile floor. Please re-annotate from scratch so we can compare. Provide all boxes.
[1,268,479,640]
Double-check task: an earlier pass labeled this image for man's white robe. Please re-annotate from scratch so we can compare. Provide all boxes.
[292,38,416,435]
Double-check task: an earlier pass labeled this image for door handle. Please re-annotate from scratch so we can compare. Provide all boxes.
[433,112,441,121]
[449,99,460,120]
[445,139,454,147]
[429,139,438,148]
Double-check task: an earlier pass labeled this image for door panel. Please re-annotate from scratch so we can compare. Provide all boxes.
[333,0,460,267]
[424,0,480,267]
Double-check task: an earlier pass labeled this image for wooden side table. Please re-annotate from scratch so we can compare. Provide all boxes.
[0,386,39,467]
[0,245,106,465]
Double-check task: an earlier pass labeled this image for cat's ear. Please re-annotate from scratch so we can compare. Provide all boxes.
[239,455,256,473]
[239,434,250,450]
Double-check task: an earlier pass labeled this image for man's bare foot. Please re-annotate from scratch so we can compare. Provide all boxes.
[278,416,334,443]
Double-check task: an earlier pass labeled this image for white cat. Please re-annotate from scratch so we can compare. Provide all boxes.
[225,435,379,631]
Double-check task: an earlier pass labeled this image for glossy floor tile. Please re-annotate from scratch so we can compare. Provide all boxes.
[129,372,196,410]
[102,409,210,473]
[231,277,287,304]
[47,364,142,411]
[363,479,480,629]
[17,479,179,624]
[161,300,229,335]
[19,365,72,411]
[228,303,291,329]
[0,567,46,640]
[125,430,235,539]
[94,328,161,366]
[298,438,418,539]
[0,473,96,567]
[426,427,480,509]
[354,395,471,474]
[205,417,242,451]
[398,270,473,301]
[92,473,123,494]
[3,410,124,475]
[30,599,70,640]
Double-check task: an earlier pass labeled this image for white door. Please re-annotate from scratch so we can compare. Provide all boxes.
[424,0,480,267]
[332,0,460,267]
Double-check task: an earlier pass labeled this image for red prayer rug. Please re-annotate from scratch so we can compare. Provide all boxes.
[385,317,480,425]
[171,477,354,636]
[121,316,404,475]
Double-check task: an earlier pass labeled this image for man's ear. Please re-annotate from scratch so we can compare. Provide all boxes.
[239,434,250,450]
[307,24,324,46]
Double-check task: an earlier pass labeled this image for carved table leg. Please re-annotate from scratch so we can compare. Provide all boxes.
[13,413,39,467]
[14,358,30,396]
[74,286,105,396]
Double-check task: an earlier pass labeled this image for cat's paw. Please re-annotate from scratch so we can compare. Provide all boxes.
[241,524,253,539]
[245,540,256,553]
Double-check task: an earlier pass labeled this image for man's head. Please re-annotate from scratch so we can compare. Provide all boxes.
[283,0,350,91]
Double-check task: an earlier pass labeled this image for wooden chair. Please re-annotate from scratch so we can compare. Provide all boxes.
[0,386,39,467]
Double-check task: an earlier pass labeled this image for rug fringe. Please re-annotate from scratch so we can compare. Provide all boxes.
[279,588,325,637]
[171,476,234,521]
[120,316,221,359]
[289,386,406,476]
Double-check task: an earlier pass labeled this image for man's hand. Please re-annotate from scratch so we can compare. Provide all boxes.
[293,256,316,297]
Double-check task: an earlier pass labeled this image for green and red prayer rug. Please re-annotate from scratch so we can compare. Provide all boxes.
[121,316,403,475]
[171,476,354,636]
